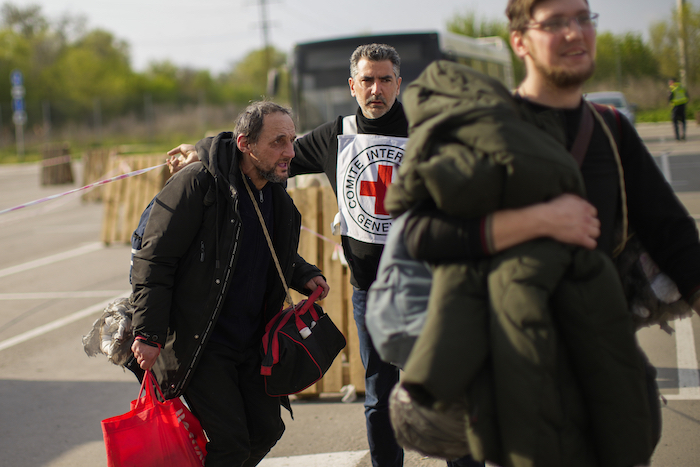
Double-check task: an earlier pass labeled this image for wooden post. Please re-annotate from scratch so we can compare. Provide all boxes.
[81,148,111,202]
[41,142,73,185]
[100,154,168,245]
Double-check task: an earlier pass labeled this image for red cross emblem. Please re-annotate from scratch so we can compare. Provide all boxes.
[360,164,393,216]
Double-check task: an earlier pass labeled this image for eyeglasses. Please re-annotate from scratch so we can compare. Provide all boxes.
[525,12,599,34]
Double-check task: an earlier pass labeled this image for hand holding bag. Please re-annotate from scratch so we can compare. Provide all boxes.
[242,176,346,397]
[101,370,207,467]
[260,285,346,395]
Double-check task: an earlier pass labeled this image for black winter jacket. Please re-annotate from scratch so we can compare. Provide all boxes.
[129,132,322,399]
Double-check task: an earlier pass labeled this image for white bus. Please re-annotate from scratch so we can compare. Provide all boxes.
[289,31,514,132]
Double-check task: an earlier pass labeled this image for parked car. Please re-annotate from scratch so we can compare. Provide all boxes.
[584,91,637,125]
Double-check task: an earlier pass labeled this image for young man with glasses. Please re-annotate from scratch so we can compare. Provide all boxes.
[387,0,700,465]
[505,0,700,298]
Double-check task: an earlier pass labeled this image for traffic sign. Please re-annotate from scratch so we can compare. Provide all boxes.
[10,69,23,87]
[12,98,24,112]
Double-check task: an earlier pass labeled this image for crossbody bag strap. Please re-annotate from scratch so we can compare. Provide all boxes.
[570,102,594,167]
[587,101,628,256]
[242,175,294,307]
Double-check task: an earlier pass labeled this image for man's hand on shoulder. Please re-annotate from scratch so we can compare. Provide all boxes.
[167,144,199,174]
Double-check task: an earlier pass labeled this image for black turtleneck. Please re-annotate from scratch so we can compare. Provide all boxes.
[355,99,409,138]
[291,100,409,290]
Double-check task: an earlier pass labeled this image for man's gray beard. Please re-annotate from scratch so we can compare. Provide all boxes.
[256,165,288,184]
[536,60,596,89]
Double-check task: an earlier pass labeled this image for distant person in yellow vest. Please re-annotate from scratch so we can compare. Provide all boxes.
[669,77,689,141]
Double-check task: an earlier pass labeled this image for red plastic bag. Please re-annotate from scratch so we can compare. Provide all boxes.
[101,370,207,467]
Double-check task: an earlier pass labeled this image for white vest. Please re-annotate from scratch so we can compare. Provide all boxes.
[333,115,408,245]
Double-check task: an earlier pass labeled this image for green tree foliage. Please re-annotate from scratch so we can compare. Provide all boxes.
[219,46,288,104]
[0,3,137,127]
[650,2,700,83]
[447,10,526,84]
[447,10,509,38]
[0,1,289,132]
[1,2,47,37]
[591,32,660,85]
[47,29,136,118]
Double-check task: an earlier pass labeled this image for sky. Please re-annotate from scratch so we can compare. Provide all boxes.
[16,0,700,74]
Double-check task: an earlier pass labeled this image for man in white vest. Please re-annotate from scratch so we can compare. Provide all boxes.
[289,43,409,467]
[290,43,481,467]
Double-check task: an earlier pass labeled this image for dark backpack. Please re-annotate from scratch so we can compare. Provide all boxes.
[129,178,216,283]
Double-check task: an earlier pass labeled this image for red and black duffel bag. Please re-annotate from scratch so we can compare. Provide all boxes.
[260,286,346,396]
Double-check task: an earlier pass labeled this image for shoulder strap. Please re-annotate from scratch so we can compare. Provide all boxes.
[242,175,294,307]
[587,101,629,257]
[342,115,357,135]
[570,103,594,167]
[589,102,622,143]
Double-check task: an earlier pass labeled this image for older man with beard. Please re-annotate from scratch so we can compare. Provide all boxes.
[130,101,329,467]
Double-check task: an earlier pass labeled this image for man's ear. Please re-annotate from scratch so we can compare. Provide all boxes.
[348,77,356,97]
[236,134,249,153]
[510,30,528,60]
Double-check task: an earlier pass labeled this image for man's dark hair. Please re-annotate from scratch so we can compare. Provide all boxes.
[506,0,589,31]
[350,43,401,79]
[234,101,292,144]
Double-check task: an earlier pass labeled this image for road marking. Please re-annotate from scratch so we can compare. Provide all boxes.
[0,291,127,300]
[664,316,700,401]
[259,451,368,467]
[0,242,103,278]
[0,293,129,352]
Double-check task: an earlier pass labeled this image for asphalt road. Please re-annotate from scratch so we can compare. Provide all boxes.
[1,122,699,466]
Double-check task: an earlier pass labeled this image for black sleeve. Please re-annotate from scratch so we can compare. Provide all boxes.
[289,252,323,295]
[403,203,490,263]
[131,166,210,345]
[619,116,700,300]
[290,119,338,178]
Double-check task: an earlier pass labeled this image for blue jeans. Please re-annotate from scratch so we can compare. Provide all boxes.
[354,288,484,467]
[353,288,403,467]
